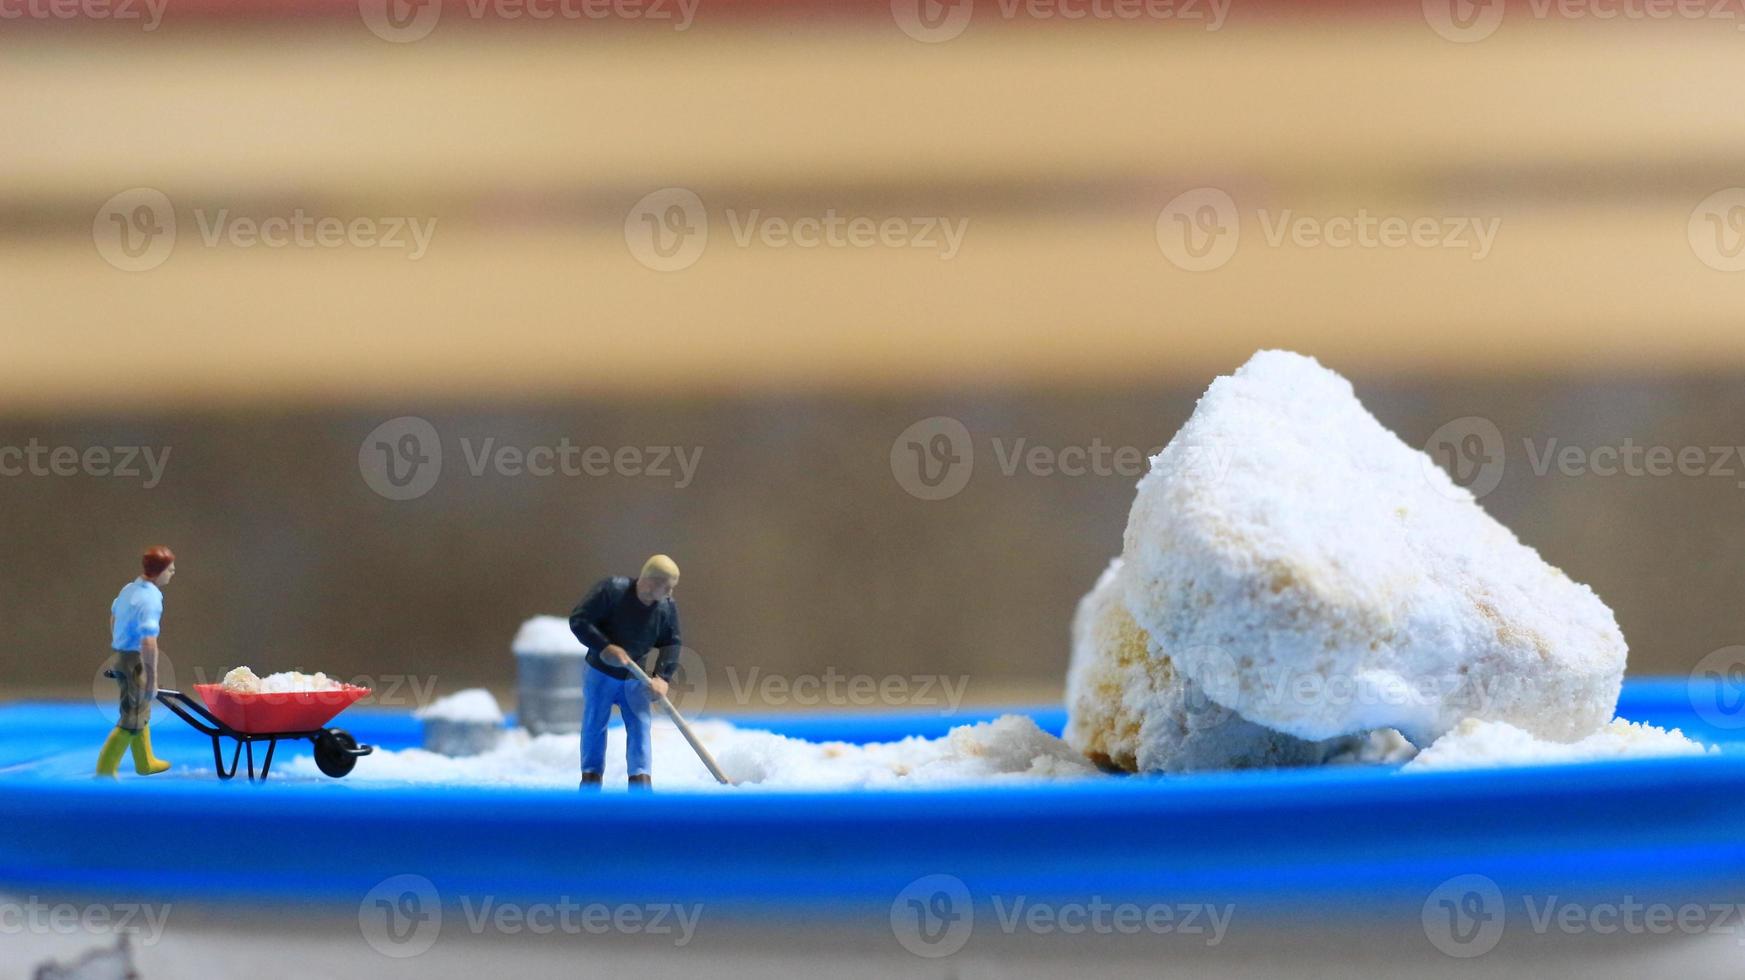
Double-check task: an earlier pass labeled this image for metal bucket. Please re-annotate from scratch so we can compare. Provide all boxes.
[515,652,587,735]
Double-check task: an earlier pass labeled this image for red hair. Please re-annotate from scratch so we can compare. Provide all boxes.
[142,546,176,578]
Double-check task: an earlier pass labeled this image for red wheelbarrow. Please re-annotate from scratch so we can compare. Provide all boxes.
[112,671,376,781]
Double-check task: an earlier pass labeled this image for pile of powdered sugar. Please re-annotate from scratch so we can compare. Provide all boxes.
[415,688,506,724]
[1068,349,1712,774]
[1404,718,1711,772]
[511,615,586,657]
[288,714,1096,790]
[220,666,348,694]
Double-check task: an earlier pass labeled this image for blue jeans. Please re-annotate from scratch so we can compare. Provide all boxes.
[581,662,652,777]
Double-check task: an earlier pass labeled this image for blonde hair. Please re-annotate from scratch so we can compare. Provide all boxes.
[641,554,680,581]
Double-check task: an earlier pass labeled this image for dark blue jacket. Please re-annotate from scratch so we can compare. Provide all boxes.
[569,576,682,681]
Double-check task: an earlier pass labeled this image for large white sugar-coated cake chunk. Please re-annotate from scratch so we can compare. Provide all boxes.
[1065,559,1357,772]
[1120,350,1626,744]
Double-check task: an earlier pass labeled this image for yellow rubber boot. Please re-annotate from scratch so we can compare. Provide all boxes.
[129,726,171,775]
[95,727,130,778]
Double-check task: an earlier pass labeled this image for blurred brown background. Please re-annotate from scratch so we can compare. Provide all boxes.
[3,6,1744,708]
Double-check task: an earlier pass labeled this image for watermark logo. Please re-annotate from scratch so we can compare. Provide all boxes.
[359,874,443,958]
[0,0,168,29]
[1422,419,1745,500]
[94,189,437,266]
[1421,416,1506,500]
[363,0,696,40]
[168,666,444,711]
[625,188,969,270]
[358,876,701,957]
[663,646,711,717]
[1425,876,1745,955]
[724,210,968,257]
[891,876,1234,956]
[0,440,171,488]
[1690,646,1745,730]
[0,899,172,947]
[891,874,974,958]
[893,0,1227,40]
[360,0,443,41]
[890,417,1224,501]
[1156,187,1240,272]
[890,416,975,500]
[358,417,703,500]
[1689,188,1745,273]
[1174,645,1551,725]
[1428,0,1745,42]
[1159,190,1503,271]
[1180,644,1244,718]
[191,209,437,260]
[891,0,974,40]
[626,187,709,271]
[722,667,970,714]
[93,188,176,273]
[672,650,967,714]
[1258,209,1500,258]
[359,416,444,501]
[1423,874,1506,957]
[1423,0,1506,40]
[91,651,179,726]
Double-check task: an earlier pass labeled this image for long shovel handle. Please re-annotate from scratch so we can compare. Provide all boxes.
[620,657,733,786]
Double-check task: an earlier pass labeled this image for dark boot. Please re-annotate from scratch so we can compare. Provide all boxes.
[627,774,652,791]
[580,771,603,791]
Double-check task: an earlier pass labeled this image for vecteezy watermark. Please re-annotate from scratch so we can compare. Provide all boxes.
[888,416,1229,501]
[0,440,170,489]
[1689,646,1745,730]
[1521,438,1745,487]
[1421,416,1745,500]
[191,209,437,260]
[1690,188,1745,273]
[360,0,697,42]
[1424,0,1745,42]
[1423,874,1745,958]
[173,666,445,711]
[609,650,959,717]
[890,0,1228,42]
[890,875,1233,958]
[357,416,702,501]
[1422,874,1507,957]
[1185,643,1535,725]
[0,899,172,947]
[623,188,969,272]
[721,667,971,714]
[91,652,179,724]
[1156,188,1503,272]
[0,0,166,29]
[1421,416,1507,500]
[92,188,437,271]
[92,188,176,273]
[358,875,702,959]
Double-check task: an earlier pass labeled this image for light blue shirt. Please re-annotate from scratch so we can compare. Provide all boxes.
[111,579,164,652]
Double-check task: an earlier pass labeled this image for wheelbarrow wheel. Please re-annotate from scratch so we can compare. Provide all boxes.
[314,728,361,778]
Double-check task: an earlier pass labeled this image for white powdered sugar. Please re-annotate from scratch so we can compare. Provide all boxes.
[1404,718,1712,772]
[415,688,506,724]
[290,714,1096,790]
[220,666,347,694]
[511,615,587,657]
[1065,558,1360,772]
[1120,350,1627,745]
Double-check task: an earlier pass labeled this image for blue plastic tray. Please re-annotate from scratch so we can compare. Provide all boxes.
[3,679,1743,919]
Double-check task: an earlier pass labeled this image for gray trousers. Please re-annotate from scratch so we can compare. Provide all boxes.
[111,649,155,731]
